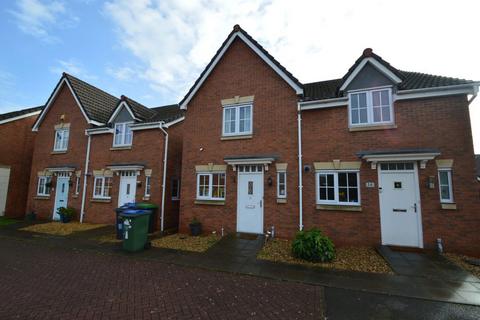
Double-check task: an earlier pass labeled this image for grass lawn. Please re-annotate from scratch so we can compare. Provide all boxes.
[151,233,221,252]
[20,222,106,236]
[0,217,20,226]
[258,239,393,274]
[445,253,480,279]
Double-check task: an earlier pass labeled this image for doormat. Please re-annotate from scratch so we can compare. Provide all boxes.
[237,233,259,240]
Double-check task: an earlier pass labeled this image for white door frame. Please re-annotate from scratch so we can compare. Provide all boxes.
[236,165,264,234]
[53,174,70,220]
[0,167,11,216]
[118,171,137,207]
[377,161,423,248]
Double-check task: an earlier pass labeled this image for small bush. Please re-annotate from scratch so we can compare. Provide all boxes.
[292,228,335,262]
[57,207,76,218]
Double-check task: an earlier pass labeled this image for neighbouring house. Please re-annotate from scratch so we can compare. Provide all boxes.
[26,73,183,231]
[0,106,42,218]
[178,25,480,256]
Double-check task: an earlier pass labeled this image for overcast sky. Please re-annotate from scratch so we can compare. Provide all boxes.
[1,0,479,152]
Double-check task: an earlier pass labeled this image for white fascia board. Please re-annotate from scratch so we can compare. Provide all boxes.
[299,98,348,110]
[0,110,41,125]
[180,32,303,110]
[361,152,440,162]
[107,101,139,123]
[396,83,480,100]
[32,78,101,131]
[107,165,144,171]
[339,57,403,91]
[163,116,185,128]
[85,128,113,135]
[130,122,162,131]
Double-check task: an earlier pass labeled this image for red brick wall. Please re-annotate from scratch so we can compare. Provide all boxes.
[27,84,89,220]
[0,115,37,218]
[301,95,480,256]
[179,38,300,237]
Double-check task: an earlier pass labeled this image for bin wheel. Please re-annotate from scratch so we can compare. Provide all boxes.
[144,241,151,249]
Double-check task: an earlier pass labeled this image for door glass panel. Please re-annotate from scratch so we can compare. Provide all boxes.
[126,184,130,195]
[248,181,253,195]
[61,183,65,193]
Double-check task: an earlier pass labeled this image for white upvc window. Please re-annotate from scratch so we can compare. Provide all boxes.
[145,176,151,197]
[93,176,112,199]
[349,88,393,126]
[316,171,360,205]
[438,169,454,203]
[277,171,287,198]
[75,176,81,195]
[196,172,226,200]
[113,122,133,147]
[37,176,51,196]
[172,178,180,200]
[53,128,69,151]
[222,104,252,136]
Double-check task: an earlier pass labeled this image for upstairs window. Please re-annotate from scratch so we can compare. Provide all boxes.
[114,122,133,147]
[54,128,69,151]
[349,88,393,126]
[223,104,252,136]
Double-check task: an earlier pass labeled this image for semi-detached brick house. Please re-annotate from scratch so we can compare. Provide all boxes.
[27,73,183,231]
[178,25,480,256]
[0,106,42,218]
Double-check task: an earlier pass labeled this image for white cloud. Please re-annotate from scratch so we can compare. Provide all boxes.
[104,0,480,150]
[50,59,97,80]
[9,0,77,42]
[106,66,137,81]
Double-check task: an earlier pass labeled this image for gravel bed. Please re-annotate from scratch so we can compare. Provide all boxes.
[151,233,220,252]
[258,239,393,274]
[20,222,105,236]
[445,253,480,279]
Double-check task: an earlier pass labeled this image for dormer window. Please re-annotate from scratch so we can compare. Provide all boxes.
[113,122,133,147]
[349,88,393,126]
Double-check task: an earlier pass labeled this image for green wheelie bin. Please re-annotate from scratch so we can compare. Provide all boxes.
[135,203,159,233]
[120,209,151,252]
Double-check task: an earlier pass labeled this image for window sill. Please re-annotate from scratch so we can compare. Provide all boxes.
[51,150,67,155]
[277,198,287,204]
[72,194,79,199]
[316,204,362,212]
[195,199,225,206]
[172,198,180,201]
[91,198,111,203]
[441,203,457,210]
[221,134,252,141]
[349,124,397,132]
[110,146,132,151]
[142,196,150,201]
[34,196,50,200]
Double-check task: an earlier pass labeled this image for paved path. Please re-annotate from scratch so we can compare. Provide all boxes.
[0,238,323,320]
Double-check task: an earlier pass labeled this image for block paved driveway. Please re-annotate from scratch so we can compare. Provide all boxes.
[0,239,322,320]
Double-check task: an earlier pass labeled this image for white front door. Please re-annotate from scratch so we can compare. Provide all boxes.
[378,162,423,248]
[237,165,264,234]
[0,167,11,216]
[118,172,137,207]
[53,176,69,220]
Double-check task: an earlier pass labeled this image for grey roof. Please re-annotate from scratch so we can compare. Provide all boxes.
[149,104,184,123]
[0,105,43,122]
[356,148,441,157]
[121,96,156,121]
[475,155,480,177]
[64,73,119,123]
[302,49,476,101]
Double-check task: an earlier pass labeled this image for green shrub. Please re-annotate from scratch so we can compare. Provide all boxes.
[291,228,335,262]
[57,207,76,218]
